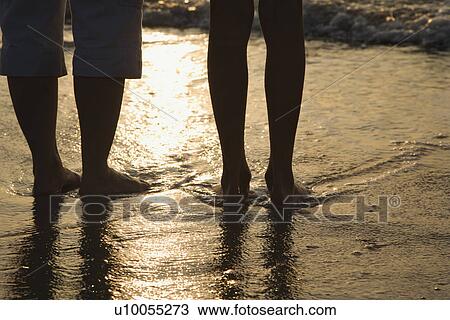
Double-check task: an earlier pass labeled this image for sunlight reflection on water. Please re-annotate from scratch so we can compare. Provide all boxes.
[0,29,449,299]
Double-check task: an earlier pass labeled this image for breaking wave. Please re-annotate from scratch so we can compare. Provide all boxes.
[142,0,450,50]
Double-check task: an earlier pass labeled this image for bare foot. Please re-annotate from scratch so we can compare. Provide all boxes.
[221,160,252,196]
[272,183,310,206]
[79,168,150,196]
[33,167,81,196]
[265,166,310,205]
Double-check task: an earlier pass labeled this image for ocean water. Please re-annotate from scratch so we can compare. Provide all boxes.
[0,28,449,299]
[141,0,450,50]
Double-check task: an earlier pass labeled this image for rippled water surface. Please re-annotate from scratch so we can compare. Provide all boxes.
[141,0,450,49]
[0,29,449,299]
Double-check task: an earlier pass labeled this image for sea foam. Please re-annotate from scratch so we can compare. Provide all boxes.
[141,0,450,50]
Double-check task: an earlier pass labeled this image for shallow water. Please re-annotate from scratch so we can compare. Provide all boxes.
[0,29,449,299]
[141,0,450,50]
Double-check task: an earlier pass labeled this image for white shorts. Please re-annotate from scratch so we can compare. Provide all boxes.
[0,0,143,78]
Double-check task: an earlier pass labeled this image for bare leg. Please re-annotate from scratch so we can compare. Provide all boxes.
[208,0,254,196]
[7,77,80,195]
[74,77,149,195]
[259,0,309,204]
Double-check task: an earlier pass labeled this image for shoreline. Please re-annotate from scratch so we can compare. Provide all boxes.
[134,0,450,50]
[1,1,448,50]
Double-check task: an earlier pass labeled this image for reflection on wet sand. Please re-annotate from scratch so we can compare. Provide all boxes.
[14,197,64,299]
[14,197,116,299]
[78,198,114,299]
[215,208,301,300]
[216,213,250,299]
[262,211,299,299]
[14,197,306,300]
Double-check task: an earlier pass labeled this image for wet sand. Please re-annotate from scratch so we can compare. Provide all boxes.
[0,29,449,299]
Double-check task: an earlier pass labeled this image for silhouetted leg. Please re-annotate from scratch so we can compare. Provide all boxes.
[7,77,80,195]
[74,77,149,195]
[208,0,253,196]
[259,0,309,204]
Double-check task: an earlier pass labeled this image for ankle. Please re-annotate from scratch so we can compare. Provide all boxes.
[272,168,294,184]
[33,158,63,177]
[221,172,239,188]
[82,165,111,181]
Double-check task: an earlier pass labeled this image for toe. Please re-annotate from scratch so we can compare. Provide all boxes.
[294,183,310,195]
[61,170,81,193]
[139,179,151,191]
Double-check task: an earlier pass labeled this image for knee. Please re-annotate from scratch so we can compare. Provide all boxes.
[259,0,304,44]
[209,0,254,46]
